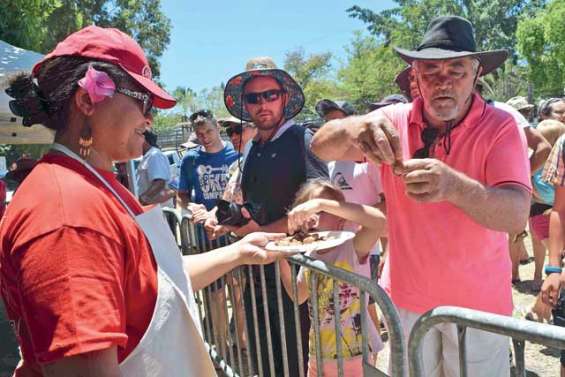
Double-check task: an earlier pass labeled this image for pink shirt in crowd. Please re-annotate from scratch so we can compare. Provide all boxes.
[376,94,531,315]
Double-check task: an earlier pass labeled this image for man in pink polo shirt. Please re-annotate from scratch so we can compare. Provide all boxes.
[311,16,531,376]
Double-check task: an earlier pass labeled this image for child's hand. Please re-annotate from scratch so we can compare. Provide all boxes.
[288,199,323,234]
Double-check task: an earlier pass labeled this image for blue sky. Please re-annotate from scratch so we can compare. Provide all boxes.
[159,0,396,93]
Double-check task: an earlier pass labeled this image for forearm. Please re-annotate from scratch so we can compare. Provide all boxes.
[140,180,166,204]
[261,216,289,233]
[311,117,363,161]
[530,152,550,174]
[177,192,192,208]
[526,127,551,173]
[42,347,120,377]
[183,245,242,291]
[318,199,386,233]
[548,210,564,267]
[449,173,530,233]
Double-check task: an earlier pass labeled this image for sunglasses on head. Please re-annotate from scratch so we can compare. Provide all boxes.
[189,110,213,123]
[226,125,243,137]
[413,127,439,158]
[116,87,153,116]
[243,89,283,105]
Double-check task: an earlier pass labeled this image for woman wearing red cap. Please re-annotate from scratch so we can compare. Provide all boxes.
[1,26,283,377]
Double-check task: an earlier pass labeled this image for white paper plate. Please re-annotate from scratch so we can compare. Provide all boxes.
[266,231,355,253]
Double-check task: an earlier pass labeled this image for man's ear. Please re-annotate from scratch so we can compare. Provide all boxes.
[73,88,96,116]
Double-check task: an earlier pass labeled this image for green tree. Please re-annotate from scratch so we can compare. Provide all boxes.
[197,84,230,119]
[0,0,59,52]
[338,32,404,112]
[283,48,342,119]
[0,0,171,77]
[348,0,546,59]
[517,0,565,97]
[172,86,199,118]
[152,111,184,133]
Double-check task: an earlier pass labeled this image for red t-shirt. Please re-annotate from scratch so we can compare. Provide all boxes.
[0,179,6,218]
[0,154,157,374]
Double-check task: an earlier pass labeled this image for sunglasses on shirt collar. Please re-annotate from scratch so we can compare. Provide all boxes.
[243,89,284,105]
[413,127,439,158]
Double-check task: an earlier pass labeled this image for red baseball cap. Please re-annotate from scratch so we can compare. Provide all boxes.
[32,25,176,109]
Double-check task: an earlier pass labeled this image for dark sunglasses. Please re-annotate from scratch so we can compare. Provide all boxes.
[243,89,283,105]
[413,127,439,158]
[115,87,153,116]
[226,125,243,137]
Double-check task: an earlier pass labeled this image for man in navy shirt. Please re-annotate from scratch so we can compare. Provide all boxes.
[178,110,239,220]
[222,57,328,376]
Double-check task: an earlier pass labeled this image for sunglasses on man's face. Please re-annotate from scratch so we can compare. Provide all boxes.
[226,125,243,137]
[243,89,283,105]
[116,87,153,117]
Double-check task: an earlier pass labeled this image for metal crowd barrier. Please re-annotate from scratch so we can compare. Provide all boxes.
[167,211,406,377]
[408,306,565,377]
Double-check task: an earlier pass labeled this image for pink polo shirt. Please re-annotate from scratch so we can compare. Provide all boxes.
[377,94,531,315]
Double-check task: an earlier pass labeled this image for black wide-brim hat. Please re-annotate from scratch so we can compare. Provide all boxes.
[394,16,508,76]
[224,57,304,122]
[394,67,411,94]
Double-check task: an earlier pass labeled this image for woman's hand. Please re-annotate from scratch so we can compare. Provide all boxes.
[529,294,553,323]
[188,203,209,223]
[540,272,562,307]
[235,232,286,265]
[204,216,228,240]
[287,199,324,234]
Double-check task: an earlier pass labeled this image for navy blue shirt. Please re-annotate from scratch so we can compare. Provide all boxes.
[241,123,328,225]
[179,144,239,210]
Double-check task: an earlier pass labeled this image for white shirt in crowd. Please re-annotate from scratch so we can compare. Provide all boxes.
[136,146,173,207]
[328,160,383,261]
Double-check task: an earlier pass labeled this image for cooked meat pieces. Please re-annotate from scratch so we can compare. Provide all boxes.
[275,232,332,246]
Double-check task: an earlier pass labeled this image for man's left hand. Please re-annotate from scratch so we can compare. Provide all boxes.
[400,158,459,202]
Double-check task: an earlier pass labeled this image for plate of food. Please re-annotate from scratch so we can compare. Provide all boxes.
[266,231,355,253]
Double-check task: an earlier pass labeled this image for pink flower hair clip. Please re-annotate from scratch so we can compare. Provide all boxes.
[78,65,116,103]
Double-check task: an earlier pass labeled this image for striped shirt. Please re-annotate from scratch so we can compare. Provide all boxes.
[542,134,565,187]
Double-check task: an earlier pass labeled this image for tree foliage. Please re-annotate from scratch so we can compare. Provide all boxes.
[347,0,546,59]
[0,0,171,77]
[283,48,342,119]
[517,0,565,97]
[338,32,404,111]
[342,0,549,105]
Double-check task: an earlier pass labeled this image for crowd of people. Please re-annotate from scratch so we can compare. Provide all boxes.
[1,13,565,377]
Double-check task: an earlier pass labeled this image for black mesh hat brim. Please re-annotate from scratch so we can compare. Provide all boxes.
[224,68,304,122]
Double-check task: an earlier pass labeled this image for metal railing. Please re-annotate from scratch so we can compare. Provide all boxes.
[164,210,406,377]
[408,306,565,377]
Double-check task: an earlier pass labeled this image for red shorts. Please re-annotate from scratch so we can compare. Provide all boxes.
[529,213,549,241]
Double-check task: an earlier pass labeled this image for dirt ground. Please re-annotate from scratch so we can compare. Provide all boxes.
[1,233,562,376]
[508,234,561,376]
[373,233,562,376]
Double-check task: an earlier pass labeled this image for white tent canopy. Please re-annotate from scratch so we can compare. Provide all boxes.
[0,40,54,144]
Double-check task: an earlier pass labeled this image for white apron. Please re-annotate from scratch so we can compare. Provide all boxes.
[51,144,216,377]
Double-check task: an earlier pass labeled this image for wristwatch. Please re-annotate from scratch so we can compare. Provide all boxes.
[544,265,563,275]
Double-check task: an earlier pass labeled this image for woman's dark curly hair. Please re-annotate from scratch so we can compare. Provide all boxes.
[5,56,131,131]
